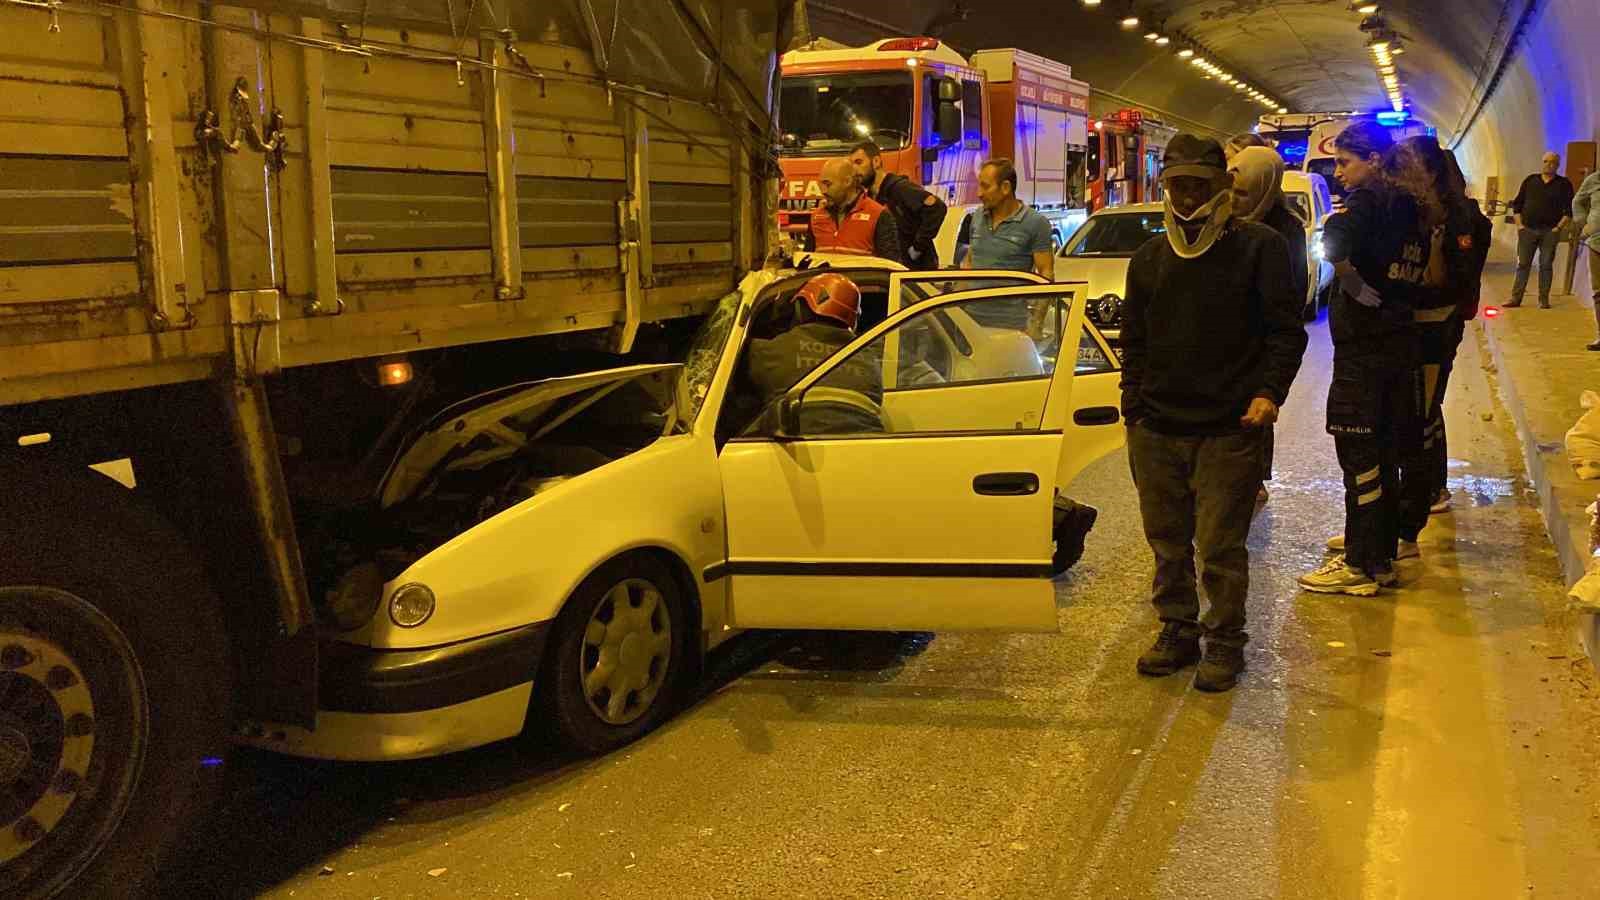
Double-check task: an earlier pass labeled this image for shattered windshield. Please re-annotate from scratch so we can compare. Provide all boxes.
[779,72,914,155]
[680,285,745,424]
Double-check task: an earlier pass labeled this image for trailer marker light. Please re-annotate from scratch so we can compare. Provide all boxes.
[377,357,414,387]
[1482,306,1501,319]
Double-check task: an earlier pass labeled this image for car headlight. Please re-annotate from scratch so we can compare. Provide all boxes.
[388,583,436,628]
[1092,293,1122,327]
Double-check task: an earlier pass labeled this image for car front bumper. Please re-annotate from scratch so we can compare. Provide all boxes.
[235,622,551,761]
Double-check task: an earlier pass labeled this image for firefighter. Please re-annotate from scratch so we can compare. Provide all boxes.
[1300,121,1431,596]
[802,158,902,261]
[746,273,883,435]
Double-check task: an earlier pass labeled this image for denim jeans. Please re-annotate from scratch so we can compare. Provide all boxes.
[1127,424,1265,648]
[1512,226,1561,304]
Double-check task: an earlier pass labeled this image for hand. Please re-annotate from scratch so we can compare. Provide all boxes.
[1240,397,1279,428]
[1583,224,1598,240]
[907,246,921,260]
[1339,270,1383,308]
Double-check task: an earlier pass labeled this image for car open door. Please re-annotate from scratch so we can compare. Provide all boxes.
[1059,318,1125,490]
[717,284,1085,632]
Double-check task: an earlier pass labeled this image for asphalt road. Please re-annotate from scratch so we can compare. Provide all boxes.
[163,320,1600,899]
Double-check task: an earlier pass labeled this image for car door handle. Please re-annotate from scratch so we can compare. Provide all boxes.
[973,472,1040,496]
[1074,406,1121,426]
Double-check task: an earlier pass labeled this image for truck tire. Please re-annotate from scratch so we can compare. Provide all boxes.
[533,554,690,755]
[0,464,230,899]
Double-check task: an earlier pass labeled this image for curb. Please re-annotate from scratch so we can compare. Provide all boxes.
[1479,317,1600,670]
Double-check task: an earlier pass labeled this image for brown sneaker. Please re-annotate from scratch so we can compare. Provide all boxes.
[1137,622,1201,677]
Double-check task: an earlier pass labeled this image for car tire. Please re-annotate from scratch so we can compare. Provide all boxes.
[0,463,230,900]
[534,554,690,755]
[1051,497,1099,575]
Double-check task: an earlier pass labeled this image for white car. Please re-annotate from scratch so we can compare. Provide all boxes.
[241,262,1124,762]
[1053,202,1168,344]
[1282,170,1336,311]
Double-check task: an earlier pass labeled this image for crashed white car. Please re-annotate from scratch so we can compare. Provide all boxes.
[244,264,1124,761]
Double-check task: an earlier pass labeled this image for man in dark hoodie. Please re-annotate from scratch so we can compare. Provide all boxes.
[1122,135,1308,692]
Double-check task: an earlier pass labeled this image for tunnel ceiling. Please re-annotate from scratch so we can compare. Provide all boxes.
[806,0,1524,142]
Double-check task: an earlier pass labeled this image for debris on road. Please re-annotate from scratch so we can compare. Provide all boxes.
[1327,641,1347,648]
[559,802,572,813]
[427,868,447,878]
[319,866,335,877]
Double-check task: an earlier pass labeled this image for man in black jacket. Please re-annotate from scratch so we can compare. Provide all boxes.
[850,141,948,270]
[1508,152,1575,309]
[1122,134,1308,692]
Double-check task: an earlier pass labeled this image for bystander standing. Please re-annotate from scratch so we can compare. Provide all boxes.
[1122,134,1307,692]
[1507,152,1575,309]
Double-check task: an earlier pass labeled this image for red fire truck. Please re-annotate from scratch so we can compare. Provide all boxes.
[1086,107,1178,211]
[776,38,1093,258]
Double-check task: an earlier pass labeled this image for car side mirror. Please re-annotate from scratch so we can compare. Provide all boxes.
[776,392,804,439]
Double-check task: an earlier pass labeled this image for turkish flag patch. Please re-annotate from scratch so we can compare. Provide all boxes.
[1458,235,1475,250]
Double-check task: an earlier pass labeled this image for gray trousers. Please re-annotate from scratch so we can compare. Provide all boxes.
[1512,226,1561,304]
[1127,424,1265,648]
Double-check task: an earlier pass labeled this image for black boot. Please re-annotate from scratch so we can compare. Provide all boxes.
[1194,641,1245,692]
[1137,622,1201,676]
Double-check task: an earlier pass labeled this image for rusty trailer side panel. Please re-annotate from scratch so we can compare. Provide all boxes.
[0,1,770,406]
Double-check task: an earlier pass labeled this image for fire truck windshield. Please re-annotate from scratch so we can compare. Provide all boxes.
[779,72,914,155]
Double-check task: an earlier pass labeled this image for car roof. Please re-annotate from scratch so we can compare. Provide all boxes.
[1089,202,1165,216]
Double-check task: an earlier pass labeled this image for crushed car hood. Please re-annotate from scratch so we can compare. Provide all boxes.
[378,363,681,510]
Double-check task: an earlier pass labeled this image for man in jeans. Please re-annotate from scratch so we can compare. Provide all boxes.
[1573,170,1600,350]
[1508,152,1575,309]
[1122,135,1307,692]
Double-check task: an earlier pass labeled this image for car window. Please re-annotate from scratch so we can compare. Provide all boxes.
[781,293,1069,438]
[897,274,1040,313]
[1064,213,1166,257]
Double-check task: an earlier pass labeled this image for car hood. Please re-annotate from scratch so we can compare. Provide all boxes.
[1056,256,1133,301]
[378,363,681,510]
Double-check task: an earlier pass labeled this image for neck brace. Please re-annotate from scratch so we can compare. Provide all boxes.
[1164,190,1234,259]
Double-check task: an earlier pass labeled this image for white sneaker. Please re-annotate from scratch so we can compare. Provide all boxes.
[1397,540,1419,560]
[1300,556,1381,596]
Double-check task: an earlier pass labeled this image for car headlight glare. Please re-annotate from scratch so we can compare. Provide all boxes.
[388,583,436,628]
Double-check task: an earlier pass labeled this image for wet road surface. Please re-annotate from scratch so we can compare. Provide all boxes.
[164,321,1600,899]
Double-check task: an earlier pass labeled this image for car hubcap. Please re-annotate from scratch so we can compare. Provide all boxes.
[579,578,672,726]
[0,627,95,866]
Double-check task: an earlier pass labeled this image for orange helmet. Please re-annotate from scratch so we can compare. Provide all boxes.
[794,273,862,331]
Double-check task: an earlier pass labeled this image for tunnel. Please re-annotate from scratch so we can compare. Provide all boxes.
[804,0,1598,226]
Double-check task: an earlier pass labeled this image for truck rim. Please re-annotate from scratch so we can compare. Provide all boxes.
[0,586,148,883]
[579,578,673,726]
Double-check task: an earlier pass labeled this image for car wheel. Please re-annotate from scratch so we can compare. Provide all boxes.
[1051,497,1099,575]
[0,465,230,900]
[535,555,690,754]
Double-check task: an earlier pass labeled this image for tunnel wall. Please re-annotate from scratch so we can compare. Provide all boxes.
[1453,0,1600,214]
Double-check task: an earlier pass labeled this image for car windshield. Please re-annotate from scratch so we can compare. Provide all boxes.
[779,72,914,155]
[1063,212,1167,257]
[679,285,744,424]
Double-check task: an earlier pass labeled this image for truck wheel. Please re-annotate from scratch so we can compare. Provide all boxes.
[534,555,690,754]
[0,465,230,899]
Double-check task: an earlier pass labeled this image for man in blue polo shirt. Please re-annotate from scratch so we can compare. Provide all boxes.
[962,158,1055,330]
